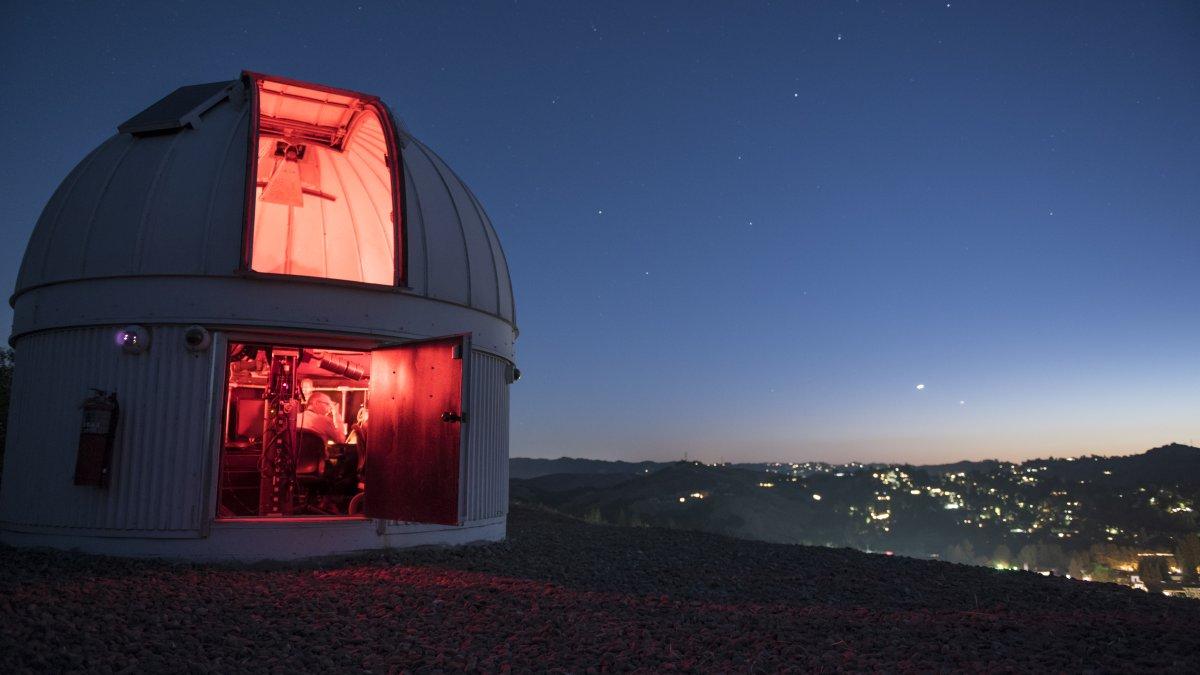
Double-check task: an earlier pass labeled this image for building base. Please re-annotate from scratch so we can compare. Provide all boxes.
[0,516,505,562]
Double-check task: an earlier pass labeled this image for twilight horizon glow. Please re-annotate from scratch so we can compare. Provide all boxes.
[1,1,1196,465]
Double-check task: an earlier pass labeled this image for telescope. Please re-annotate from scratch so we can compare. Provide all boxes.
[299,349,366,381]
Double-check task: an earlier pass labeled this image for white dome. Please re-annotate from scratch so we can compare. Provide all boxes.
[12,75,515,354]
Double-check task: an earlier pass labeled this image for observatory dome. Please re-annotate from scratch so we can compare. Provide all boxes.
[12,74,515,357]
[0,73,517,559]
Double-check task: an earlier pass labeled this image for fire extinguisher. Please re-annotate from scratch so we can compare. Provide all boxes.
[74,389,119,487]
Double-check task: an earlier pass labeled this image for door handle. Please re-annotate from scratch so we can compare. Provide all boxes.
[441,411,465,423]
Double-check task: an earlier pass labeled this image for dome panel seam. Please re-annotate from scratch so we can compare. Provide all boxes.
[79,141,137,277]
[400,159,429,296]
[200,107,250,274]
[35,138,117,283]
[411,139,471,307]
[132,133,185,273]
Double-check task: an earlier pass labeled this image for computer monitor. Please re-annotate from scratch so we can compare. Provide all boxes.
[234,398,265,440]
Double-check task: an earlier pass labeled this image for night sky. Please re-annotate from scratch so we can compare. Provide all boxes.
[1,2,1197,464]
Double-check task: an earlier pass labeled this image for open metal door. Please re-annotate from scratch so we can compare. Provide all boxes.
[364,335,468,524]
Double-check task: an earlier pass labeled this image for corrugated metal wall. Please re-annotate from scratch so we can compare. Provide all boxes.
[461,350,510,522]
[0,329,511,538]
[0,326,217,536]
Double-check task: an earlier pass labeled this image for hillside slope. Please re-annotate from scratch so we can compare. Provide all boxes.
[509,456,662,480]
[512,446,1200,562]
[1,506,1197,672]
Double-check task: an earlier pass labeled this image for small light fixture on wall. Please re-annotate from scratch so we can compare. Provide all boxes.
[116,325,150,354]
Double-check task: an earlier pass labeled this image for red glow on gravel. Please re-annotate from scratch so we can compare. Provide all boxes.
[5,564,1193,672]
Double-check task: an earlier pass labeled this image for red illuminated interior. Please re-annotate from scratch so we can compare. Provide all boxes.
[217,337,465,523]
[247,75,400,285]
[219,343,373,518]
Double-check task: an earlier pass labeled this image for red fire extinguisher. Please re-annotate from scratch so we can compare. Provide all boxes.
[74,389,119,487]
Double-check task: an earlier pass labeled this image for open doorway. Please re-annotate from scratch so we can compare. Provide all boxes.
[216,336,468,524]
[219,343,372,518]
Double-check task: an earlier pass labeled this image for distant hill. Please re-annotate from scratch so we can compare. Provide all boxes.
[514,444,1200,489]
[916,459,1003,474]
[511,444,1200,577]
[917,444,1200,487]
[1019,443,1200,487]
[508,471,643,498]
[509,456,665,480]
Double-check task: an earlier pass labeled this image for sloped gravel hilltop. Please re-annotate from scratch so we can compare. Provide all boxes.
[1,506,1197,673]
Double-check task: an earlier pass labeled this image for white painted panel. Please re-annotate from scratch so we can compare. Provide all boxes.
[0,326,216,536]
[462,349,510,522]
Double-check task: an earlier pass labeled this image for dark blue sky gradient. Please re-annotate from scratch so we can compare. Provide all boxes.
[2,2,1197,463]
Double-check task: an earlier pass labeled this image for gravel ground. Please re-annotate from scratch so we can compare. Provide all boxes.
[1,505,1198,673]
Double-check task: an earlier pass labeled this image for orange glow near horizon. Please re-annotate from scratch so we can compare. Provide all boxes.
[250,77,397,285]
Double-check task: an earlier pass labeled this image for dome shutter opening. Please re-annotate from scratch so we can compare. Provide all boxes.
[245,74,402,286]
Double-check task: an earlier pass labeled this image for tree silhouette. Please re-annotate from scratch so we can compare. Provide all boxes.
[1137,556,1169,592]
[1176,534,1200,583]
[1068,550,1092,578]
[945,540,977,564]
[1017,544,1039,570]
[992,544,1013,567]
